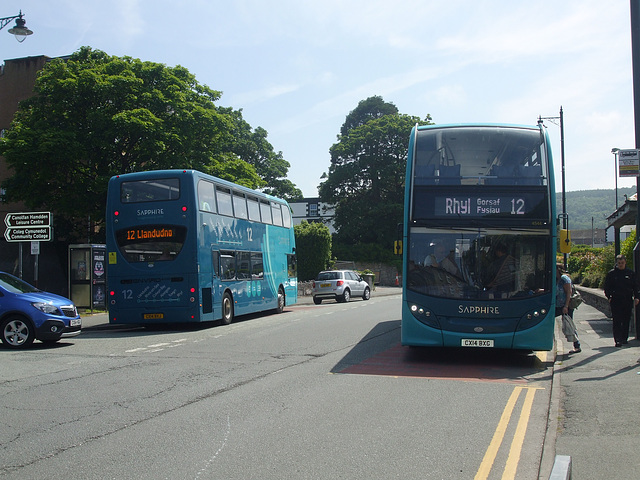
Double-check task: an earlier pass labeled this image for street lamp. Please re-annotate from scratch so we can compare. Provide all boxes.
[0,11,33,43]
[538,107,566,267]
[612,147,620,209]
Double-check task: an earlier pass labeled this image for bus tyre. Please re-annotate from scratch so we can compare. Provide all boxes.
[222,292,234,325]
[276,287,285,314]
[1,315,35,348]
[362,287,370,301]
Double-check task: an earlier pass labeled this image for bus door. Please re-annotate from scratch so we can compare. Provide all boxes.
[211,249,221,319]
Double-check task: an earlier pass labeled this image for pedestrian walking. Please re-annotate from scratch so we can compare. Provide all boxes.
[555,264,581,353]
[603,254,640,347]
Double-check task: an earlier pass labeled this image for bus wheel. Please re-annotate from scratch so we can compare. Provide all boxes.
[276,287,285,314]
[222,292,234,325]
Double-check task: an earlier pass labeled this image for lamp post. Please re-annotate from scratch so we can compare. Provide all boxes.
[612,147,620,209]
[0,11,33,42]
[538,106,566,267]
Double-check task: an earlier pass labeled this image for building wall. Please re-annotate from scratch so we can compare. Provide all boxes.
[0,56,71,294]
[290,197,336,234]
[571,228,608,248]
[0,56,50,228]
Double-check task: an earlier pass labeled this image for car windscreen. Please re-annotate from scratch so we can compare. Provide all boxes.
[0,272,39,293]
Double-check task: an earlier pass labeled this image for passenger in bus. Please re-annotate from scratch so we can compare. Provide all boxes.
[484,244,516,293]
[425,242,459,277]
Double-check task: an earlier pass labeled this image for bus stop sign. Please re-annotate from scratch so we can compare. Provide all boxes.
[618,149,640,177]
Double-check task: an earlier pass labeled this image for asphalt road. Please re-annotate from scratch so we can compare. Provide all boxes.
[1,292,558,479]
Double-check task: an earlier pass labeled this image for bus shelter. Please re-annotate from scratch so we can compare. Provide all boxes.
[68,244,106,310]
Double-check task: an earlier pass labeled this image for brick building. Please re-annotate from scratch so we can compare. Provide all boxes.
[0,55,71,294]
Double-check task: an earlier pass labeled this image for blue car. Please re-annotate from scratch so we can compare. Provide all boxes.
[0,271,81,348]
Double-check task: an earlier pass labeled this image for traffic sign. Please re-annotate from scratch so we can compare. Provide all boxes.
[4,211,51,228]
[4,226,51,242]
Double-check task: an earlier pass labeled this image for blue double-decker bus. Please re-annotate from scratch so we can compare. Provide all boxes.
[402,124,557,350]
[105,169,297,325]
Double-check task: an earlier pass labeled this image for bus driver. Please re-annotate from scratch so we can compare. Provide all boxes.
[425,242,459,276]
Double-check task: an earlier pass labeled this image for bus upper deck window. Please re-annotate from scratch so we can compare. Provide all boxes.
[198,180,215,212]
[260,200,272,224]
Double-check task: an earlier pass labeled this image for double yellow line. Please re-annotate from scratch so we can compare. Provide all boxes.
[475,386,543,480]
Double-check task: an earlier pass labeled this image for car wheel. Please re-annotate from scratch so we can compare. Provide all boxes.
[222,292,234,325]
[276,287,285,313]
[313,296,322,305]
[1,316,35,349]
[362,287,371,300]
[341,289,351,303]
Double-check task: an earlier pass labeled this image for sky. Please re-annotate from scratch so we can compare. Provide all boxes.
[1,1,638,199]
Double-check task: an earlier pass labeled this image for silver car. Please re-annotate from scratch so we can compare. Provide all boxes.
[312,270,371,304]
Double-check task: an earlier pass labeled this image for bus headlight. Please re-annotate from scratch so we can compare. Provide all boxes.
[409,303,440,329]
[517,309,548,331]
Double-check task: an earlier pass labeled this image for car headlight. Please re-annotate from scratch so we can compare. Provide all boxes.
[32,302,61,315]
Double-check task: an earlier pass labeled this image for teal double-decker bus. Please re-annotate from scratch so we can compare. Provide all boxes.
[402,124,557,351]
[106,170,297,325]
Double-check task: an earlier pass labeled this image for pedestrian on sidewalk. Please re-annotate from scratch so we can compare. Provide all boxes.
[555,264,581,353]
[604,254,640,347]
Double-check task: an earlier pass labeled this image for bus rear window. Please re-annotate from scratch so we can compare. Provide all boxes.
[121,178,180,203]
[115,225,187,263]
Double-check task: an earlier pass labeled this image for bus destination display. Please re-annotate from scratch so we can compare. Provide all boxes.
[115,225,184,246]
[412,191,548,220]
[125,226,175,241]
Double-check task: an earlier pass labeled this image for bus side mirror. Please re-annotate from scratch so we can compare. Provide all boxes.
[559,229,571,254]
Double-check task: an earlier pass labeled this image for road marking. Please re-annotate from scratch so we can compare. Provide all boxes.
[124,339,188,354]
[475,386,543,480]
[534,350,547,362]
[503,387,537,479]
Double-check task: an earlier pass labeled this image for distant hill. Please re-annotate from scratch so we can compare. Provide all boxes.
[558,187,636,230]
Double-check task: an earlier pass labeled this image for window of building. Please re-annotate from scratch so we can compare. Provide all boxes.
[309,203,318,217]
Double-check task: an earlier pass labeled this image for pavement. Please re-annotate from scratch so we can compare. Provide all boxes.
[544,294,640,479]
[79,285,639,479]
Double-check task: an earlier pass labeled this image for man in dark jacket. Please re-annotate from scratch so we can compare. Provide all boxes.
[604,254,640,347]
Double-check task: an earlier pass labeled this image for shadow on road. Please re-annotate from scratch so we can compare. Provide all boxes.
[332,321,552,383]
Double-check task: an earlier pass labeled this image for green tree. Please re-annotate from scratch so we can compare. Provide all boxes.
[339,95,399,136]
[294,221,332,281]
[0,46,298,241]
[319,97,431,255]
